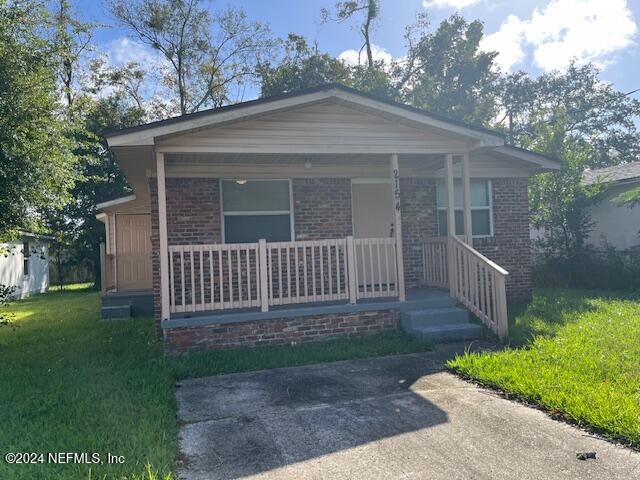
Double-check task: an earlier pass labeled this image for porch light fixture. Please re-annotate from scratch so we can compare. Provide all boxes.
[235,179,248,185]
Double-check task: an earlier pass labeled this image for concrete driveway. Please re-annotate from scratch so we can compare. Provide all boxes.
[175,344,639,480]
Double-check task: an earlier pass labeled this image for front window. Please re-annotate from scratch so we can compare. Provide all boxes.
[221,179,292,243]
[436,179,493,237]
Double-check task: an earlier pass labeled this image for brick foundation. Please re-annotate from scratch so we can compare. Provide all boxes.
[164,309,400,353]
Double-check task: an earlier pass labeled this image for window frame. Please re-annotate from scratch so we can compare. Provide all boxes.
[436,178,494,238]
[220,178,295,243]
[23,241,30,276]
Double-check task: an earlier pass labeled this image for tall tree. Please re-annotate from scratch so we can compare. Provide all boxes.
[109,0,276,114]
[496,62,640,167]
[258,34,351,97]
[527,113,601,258]
[321,0,380,69]
[0,0,77,241]
[53,0,94,113]
[258,34,395,100]
[399,14,499,125]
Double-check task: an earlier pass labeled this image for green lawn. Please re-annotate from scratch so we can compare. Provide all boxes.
[0,286,430,479]
[449,289,640,448]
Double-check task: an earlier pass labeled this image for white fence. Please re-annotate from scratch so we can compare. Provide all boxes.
[168,236,399,314]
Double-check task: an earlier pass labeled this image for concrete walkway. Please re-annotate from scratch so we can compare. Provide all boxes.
[175,344,640,480]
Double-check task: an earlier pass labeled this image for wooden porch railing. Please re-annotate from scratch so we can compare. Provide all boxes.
[168,236,399,315]
[422,236,509,339]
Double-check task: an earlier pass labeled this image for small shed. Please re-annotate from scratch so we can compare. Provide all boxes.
[0,232,51,298]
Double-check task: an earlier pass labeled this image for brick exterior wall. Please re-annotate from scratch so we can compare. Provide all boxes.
[149,173,532,344]
[400,178,439,289]
[473,178,532,302]
[293,178,353,240]
[149,177,222,336]
[164,309,399,353]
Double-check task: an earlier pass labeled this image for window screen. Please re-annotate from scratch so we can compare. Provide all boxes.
[221,180,292,243]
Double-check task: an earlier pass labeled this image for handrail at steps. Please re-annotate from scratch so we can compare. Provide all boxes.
[448,235,509,339]
[422,235,509,339]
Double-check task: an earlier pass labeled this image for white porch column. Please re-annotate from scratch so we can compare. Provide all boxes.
[445,153,456,297]
[390,154,406,302]
[156,152,170,322]
[461,153,473,245]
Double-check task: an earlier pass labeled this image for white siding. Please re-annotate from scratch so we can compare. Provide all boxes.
[587,184,640,249]
[159,101,471,154]
[0,238,49,298]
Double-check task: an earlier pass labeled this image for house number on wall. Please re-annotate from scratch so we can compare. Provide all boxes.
[392,168,401,212]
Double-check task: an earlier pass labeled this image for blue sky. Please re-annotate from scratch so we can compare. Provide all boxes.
[77,0,640,101]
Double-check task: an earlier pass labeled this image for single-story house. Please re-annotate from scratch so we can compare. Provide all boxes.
[583,161,640,250]
[0,232,51,298]
[98,84,559,352]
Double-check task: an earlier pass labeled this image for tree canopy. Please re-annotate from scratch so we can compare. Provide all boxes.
[0,0,78,240]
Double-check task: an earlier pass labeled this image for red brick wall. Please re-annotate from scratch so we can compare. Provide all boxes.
[293,178,353,240]
[164,309,399,353]
[400,178,439,289]
[149,177,222,336]
[473,178,532,302]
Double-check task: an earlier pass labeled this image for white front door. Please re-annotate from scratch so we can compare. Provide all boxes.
[351,181,395,287]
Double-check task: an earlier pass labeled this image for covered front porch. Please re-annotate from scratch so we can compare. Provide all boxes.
[154,151,510,340]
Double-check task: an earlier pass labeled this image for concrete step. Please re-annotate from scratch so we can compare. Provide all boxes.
[101,304,131,320]
[411,323,483,343]
[401,306,470,330]
[398,295,457,312]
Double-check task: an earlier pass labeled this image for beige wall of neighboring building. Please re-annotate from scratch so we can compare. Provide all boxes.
[587,183,640,250]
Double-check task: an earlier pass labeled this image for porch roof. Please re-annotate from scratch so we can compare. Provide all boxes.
[105,83,504,147]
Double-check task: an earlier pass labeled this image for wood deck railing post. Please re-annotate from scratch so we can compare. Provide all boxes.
[461,153,473,245]
[495,274,509,340]
[258,239,269,312]
[156,152,170,322]
[445,154,457,298]
[346,235,357,304]
[390,154,406,302]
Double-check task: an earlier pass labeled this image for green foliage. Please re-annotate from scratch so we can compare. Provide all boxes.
[496,63,640,167]
[401,14,498,124]
[449,289,640,447]
[528,114,602,258]
[109,0,277,114]
[0,0,78,240]
[534,247,640,292]
[611,185,640,208]
[259,34,352,96]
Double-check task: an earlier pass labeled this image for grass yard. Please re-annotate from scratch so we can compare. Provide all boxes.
[449,289,640,448]
[0,286,430,479]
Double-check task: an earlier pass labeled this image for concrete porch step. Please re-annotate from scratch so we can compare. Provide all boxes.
[411,322,483,343]
[101,304,131,320]
[401,300,483,343]
[401,306,470,328]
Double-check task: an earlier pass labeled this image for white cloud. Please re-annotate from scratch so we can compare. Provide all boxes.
[338,44,394,66]
[105,37,163,67]
[422,0,483,9]
[482,0,637,72]
[480,14,526,71]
